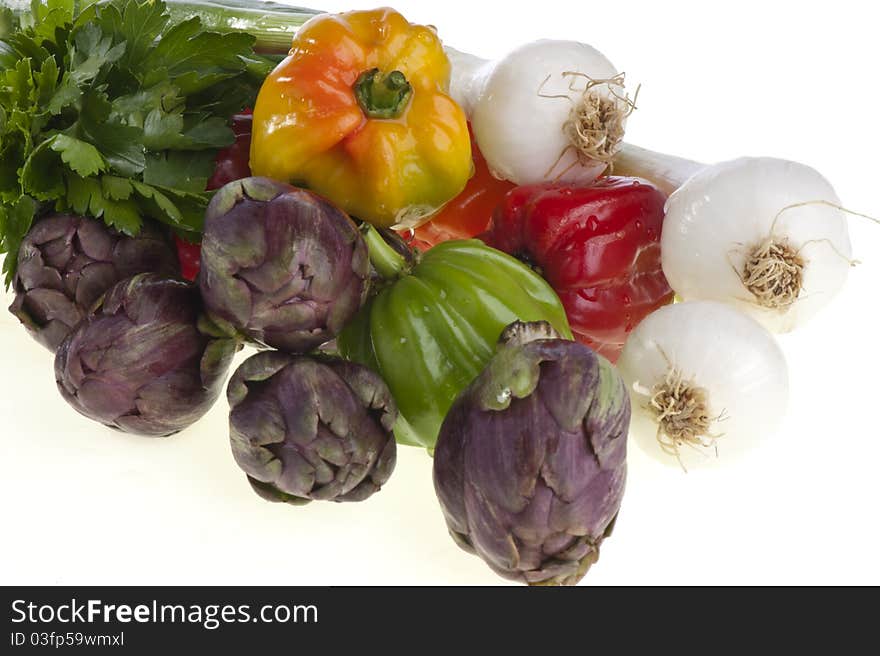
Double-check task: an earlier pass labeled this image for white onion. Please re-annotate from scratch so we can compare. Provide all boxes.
[447,41,634,186]
[618,301,789,470]
[615,147,853,333]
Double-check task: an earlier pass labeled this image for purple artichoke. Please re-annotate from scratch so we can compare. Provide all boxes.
[228,351,397,504]
[433,321,630,586]
[55,273,239,437]
[10,213,180,352]
[199,177,370,353]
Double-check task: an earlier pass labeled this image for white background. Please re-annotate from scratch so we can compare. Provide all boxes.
[1,0,878,585]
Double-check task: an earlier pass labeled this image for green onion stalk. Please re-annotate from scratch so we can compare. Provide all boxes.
[5,1,318,60]
[164,0,320,54]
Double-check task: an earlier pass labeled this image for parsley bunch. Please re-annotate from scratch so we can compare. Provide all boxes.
[0,0,271,285]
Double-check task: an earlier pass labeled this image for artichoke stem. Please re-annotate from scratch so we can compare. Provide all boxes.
[362,224,410,279]
[499,320,563,347]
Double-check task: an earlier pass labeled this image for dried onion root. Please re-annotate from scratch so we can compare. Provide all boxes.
[614,151,857,333]
[447,40,635,186]
[619,301,788,470]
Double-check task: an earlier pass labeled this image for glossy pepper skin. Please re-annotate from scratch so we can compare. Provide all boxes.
[338,228,572,450]
[481,177,673,362]
[250,8,472,229]
[407,129,514,249]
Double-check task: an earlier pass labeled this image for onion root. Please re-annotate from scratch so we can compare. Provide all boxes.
[648,367,720,469]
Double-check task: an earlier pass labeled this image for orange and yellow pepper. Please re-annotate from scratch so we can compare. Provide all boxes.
[250,8,473,229]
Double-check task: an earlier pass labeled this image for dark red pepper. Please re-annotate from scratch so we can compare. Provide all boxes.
[480,177,673,362]
[175,112,253,281]
[206,111,253,191]
[174,235,202,282]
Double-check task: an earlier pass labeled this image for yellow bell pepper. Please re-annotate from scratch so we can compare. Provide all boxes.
[250,8,473,229]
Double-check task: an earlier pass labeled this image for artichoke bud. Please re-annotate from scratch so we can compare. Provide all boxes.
[433,321,630,585]
[199,177,370,353]
[228,351,398,505]
[54,274,239,437]
[10,214,179,352]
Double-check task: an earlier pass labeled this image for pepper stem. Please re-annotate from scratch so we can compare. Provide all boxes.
[354,68,413,119]
[362,224,410,279]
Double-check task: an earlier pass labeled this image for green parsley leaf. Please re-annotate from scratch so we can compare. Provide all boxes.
[143,150,216,193]
[46,72,81,115]
[52,134,108,177]
[100,196,143,235]
[0,139,26,202]
[99,0,169,71]
[143,108,233,151]
[110,80,183,126]
[68,23,125,85]
[101,175,134,201]
[0,0,264,286]
[79,90,145,177]
[30,0,76,47]
[67,173,143,235]
[0,195,38,284]
[0,8,16,39]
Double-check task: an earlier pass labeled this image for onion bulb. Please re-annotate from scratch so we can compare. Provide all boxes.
[618,301,789,470]
[446,41,636,186]
[615,147,853,333]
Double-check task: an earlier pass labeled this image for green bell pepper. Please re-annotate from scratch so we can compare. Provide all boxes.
[338,226,573,450]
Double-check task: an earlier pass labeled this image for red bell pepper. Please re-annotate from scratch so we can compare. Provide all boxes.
[175,111,253,281]
[480,177,673,362]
